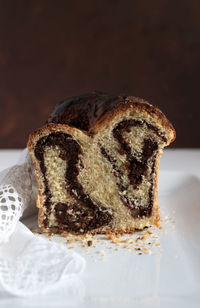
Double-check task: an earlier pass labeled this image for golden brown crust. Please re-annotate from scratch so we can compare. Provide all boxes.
[28,94,176,149]
[92,96,176,144]
[47,92,176,144]
[27,122,90,149]
[39,226,139,237]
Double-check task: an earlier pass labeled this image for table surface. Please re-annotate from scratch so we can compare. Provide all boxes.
[0,149,200,308]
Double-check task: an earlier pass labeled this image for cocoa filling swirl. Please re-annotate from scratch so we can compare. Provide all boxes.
[100,119,165,217]
[35,132,112,233]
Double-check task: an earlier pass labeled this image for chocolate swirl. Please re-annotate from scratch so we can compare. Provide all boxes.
[35,132,112,233]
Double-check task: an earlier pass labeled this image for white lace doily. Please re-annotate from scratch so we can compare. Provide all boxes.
[0,149,36,243]
[0,184,23,242]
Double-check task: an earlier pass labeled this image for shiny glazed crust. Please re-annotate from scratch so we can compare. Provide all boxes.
[48,92,176,143]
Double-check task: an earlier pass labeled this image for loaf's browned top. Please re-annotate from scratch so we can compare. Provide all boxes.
[47,91,175,138]
[47,91,123,131]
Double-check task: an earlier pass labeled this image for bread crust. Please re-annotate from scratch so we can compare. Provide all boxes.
[92,96,176,144]
[48,92,176,143]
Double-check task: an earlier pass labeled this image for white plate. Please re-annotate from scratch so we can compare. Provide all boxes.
[13,171,200,307]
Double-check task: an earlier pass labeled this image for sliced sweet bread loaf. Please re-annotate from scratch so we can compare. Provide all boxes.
[28,92,175,235]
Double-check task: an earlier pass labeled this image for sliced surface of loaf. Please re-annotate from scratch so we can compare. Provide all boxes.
[28,92,176,235]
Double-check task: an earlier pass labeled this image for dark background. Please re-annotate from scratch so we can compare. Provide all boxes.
[0,0,199,148]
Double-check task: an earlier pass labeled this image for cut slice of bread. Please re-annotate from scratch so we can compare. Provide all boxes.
[28,92,175,235]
